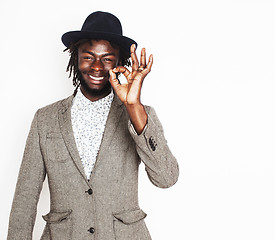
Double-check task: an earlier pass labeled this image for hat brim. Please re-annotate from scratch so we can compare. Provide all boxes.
[62,31,137,56]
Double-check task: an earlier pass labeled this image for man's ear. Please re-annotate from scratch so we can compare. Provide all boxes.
[116,59,122,78]
[118,58,122,67]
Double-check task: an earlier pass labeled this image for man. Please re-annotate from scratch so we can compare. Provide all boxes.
[7,11,179,240]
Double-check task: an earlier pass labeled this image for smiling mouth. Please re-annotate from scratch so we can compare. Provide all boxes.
[88,75,104,81]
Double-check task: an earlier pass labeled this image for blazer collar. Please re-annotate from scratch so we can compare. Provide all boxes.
[59,92,123,113]
[58,93,124,186]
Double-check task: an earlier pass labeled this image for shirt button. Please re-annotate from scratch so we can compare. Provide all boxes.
[86,189,93,195]
[88,227,95,234]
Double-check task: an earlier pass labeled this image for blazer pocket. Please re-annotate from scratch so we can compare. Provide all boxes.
[46,132,70,163]
[113,209,151,240]
[42,209,72,240]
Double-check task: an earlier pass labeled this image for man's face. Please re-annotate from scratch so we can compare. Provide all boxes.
[78,39,120,101]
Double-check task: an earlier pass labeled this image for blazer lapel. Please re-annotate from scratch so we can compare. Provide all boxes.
[90,94,124,181]
[58,95,90,186]
[58,93,124,184]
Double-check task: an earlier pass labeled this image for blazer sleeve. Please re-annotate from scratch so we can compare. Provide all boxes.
[7,110,46,239]
[128,107,179,188]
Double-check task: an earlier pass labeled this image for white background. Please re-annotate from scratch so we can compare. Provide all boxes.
[1,0,275,239]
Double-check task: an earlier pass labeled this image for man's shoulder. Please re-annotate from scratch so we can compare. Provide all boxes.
[37,95,74,117]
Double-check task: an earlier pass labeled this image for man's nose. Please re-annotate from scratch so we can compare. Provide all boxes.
[91,60,103,71]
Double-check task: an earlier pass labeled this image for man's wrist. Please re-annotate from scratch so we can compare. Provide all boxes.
[125,103,148,135]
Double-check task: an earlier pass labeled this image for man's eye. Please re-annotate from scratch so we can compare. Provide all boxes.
[103,58,112,62]
[83,56,93,60]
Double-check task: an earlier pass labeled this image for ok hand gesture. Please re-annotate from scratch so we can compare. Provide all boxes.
[109,44,153,134]
[109,44,153,106]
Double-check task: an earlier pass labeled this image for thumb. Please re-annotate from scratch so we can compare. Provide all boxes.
[109,69,120,89]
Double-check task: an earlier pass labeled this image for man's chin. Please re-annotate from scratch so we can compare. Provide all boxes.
[80,79,112,98]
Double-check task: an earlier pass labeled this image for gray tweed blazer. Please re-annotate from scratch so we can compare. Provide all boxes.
[7,94,179,240]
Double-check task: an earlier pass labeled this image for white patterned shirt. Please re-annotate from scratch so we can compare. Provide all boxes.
[71,89,114,180]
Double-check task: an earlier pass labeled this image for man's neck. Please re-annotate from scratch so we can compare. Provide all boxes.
[79,86,112,102]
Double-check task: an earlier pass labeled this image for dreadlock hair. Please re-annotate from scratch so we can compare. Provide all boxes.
[63,39,131,95]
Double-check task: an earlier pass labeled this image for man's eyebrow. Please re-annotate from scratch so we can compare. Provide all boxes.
[82,50,117,57]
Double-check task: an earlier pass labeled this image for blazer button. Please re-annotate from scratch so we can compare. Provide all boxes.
[88,227,95,234]
[149,137,157,151]
[85,189,93,195]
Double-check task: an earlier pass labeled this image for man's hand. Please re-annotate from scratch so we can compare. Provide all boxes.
[109,44,153,134]
[109,44,153,105]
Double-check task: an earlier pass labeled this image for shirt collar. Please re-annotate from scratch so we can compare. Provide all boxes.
[72,88,114,111]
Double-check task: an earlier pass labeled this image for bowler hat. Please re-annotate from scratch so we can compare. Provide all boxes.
[61,11,137,55]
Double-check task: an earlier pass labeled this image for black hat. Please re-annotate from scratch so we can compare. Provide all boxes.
[61,11,137,55]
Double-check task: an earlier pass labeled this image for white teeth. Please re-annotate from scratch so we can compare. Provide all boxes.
[88,75,104,81]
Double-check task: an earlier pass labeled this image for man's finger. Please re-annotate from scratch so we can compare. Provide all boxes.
[109,69,120,89]
[143,54,153,75]
[112,66,131,79]
[140,48,146,68]
[130,44,139,71]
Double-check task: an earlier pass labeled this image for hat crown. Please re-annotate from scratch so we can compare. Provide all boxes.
[61,11,136,54]
[81,11,122,35]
